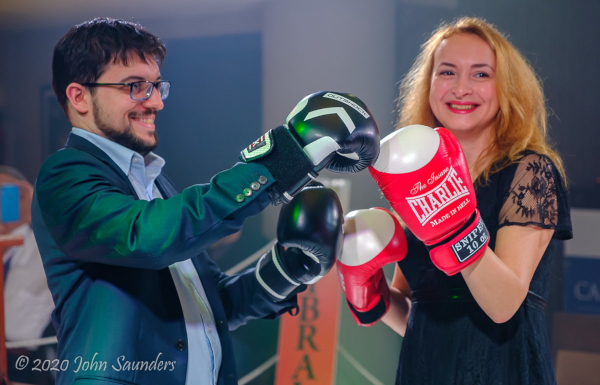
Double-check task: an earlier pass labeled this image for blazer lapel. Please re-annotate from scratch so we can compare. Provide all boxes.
[64,132,138,197]
[155,173,179,199]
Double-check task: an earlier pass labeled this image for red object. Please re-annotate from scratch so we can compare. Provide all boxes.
[369,126,489,275]
[336,208,407,326]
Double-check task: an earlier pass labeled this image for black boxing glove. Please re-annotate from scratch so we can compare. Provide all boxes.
[241,91,380,205]
[255,182,344,302]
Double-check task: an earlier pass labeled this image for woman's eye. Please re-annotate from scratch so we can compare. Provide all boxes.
[474,72,489,78]
[439,70,454,76]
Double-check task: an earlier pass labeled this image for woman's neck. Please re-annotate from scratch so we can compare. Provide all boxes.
[449,127,495,181]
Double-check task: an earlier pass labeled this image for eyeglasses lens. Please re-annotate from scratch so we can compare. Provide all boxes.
[158,82,170,100]
[131,81,170,101]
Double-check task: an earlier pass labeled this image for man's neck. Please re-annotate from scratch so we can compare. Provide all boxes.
[68,110,110,141]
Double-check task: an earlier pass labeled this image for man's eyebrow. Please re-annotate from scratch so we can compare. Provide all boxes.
[119,75,162,82]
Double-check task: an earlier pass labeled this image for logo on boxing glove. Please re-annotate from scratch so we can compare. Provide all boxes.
[241,132,273,161]
[322,92,371,119]
[405,166,470,227]
[451,215,490,262]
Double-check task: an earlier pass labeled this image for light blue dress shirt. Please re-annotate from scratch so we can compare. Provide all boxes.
[72,128,222,384]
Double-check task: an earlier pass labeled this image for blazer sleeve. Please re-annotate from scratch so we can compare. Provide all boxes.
[33,148,274,270]
[195,252,300,330]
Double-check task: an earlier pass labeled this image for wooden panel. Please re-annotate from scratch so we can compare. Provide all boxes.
[556,350,600,385]
[552,312,600,358]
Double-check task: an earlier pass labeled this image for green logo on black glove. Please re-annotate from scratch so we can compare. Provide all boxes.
[241,131,274,161]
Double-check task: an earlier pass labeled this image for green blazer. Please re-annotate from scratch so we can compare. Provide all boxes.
[32,133,298,384]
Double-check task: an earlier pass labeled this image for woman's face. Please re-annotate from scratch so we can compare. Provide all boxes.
[429,33,499,137]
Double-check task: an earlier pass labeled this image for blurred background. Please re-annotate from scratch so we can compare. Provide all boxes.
[0,0,599,384]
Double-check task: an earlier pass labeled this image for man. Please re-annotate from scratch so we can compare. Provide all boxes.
[1,166,55,385]
[32,18,379,384]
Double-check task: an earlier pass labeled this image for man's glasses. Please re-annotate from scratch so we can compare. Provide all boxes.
[81,80,171,101]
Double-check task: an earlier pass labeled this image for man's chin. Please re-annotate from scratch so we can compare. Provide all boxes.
[136,138,159,156]
[116,136,158,156]
[140,135,158,150]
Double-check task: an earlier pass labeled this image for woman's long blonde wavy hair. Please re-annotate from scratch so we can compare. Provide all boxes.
[396,16,566,184]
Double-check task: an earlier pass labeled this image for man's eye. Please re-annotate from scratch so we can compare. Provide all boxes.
[131,82,141,90]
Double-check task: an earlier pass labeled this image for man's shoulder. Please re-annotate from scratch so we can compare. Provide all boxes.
[37,145,125,193]
[41,131,110,166]
[39,146,103,176]
[45,145,92,160]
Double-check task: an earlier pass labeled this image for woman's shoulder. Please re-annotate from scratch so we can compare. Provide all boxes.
[509,151,568,196]
[516,150,557,167]
[487,151,560,187]
[493,150,555,170]
[495,150,572,239]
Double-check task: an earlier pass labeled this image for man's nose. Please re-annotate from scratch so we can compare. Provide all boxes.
[142,86,165,110]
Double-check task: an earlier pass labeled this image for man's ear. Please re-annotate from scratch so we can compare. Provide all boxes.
[65,83,91,114]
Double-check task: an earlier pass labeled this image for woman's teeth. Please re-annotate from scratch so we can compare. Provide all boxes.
[449,104,475,110]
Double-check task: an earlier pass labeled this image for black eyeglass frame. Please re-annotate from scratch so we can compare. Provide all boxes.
[81,80,171,101]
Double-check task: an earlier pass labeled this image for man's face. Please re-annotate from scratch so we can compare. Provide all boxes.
[90,55,165,155]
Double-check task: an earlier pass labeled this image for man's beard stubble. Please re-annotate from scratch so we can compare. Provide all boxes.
[92,100,159,156]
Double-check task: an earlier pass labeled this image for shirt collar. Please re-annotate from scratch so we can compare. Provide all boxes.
[71,127,165,177]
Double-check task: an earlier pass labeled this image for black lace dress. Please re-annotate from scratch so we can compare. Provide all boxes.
[395,153,572,385]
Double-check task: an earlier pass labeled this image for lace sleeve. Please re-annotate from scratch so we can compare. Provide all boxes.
[498,154,563,232]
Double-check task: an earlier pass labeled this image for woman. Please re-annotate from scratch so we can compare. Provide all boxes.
[347,17,572,384]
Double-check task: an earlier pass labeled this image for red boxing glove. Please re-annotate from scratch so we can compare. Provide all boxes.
[369,125,489,275]
[336,208,407,326]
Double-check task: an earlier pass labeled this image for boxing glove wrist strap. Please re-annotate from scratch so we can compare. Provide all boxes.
[426,210,490,275]
[240,125,318,205]
[346,273,390,326]
[255,244,304,302]
[347,296,388,326]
